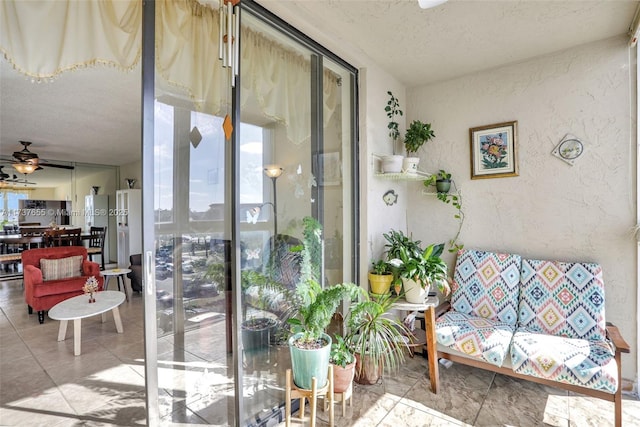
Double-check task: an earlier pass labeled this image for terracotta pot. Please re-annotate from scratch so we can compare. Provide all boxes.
[354,352,383,385]
[332,361,355,393]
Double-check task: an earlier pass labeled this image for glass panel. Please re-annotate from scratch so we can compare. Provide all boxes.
[238,13,315,423]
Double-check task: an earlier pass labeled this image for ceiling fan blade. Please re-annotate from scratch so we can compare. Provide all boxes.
[39,163,75,170]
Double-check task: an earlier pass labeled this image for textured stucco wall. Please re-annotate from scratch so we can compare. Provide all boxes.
[406,35,637,378]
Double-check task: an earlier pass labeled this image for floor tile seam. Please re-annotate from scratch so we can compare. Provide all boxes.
[471,371,496,426]
[374,372,422,426]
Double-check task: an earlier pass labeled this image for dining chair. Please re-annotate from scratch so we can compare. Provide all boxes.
[87,226,107,270]
[44,227,82,247]
[19,226,48,249]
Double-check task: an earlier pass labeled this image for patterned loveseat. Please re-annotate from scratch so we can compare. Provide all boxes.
[435,249,630,427]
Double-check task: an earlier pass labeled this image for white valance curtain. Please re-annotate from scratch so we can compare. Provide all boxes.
[0,0,340,145]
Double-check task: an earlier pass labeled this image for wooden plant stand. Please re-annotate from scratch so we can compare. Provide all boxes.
[285,365,334,427]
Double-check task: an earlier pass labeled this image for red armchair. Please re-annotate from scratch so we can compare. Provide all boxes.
[23,247,104,323]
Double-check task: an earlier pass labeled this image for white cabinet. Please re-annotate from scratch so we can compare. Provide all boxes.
[116,189,141,268]
[85,194,109,263]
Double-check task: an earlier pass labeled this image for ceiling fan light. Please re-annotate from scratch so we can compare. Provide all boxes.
[418,0,448,9]
[13,162,37,174]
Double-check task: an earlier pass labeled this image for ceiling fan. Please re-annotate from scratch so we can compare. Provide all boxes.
[3,141,75,174]
[0,166,36,185]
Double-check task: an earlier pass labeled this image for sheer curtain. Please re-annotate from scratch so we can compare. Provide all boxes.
[0,0,339,145]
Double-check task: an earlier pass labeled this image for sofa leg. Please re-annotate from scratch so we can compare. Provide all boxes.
[28,305,33,314]
[38,311,45,324]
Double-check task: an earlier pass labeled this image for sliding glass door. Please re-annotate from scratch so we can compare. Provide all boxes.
[142,2,357,425]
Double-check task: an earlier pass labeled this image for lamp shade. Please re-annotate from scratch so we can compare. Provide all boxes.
[264,165,283,178]
[13,162,37,174]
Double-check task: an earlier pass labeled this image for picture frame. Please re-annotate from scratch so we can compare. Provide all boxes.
[317,152,342,186]
[470,121,518,179]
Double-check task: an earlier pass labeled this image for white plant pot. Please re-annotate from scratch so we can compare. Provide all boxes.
[381,155,404,174]
[402,277,428,304]
[402,157,420,174]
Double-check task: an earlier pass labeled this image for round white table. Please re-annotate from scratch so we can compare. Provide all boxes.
[102,268,132,301]
[48,291,125,356]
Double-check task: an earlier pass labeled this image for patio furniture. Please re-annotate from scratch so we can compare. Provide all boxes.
[434,249,630,427]
[48,290,124,355]
[23,246,104,323]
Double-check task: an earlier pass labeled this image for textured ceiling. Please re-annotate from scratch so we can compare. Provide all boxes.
[0,0,637,188]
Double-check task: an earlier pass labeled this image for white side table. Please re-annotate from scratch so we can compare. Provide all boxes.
[48,291,125,356]
[102,268,132,301]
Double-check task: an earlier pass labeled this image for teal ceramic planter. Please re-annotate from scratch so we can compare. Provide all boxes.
[288,332,332,389]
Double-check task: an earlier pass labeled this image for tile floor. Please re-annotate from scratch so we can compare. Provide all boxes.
[1,277,639,427]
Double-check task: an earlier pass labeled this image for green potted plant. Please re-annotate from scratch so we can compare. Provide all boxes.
[329,334,356,394]
[403,120,435,173]
[345,293,411,385]
[368,259,393,295]
[287,216,364,389]
[423,172,465,253]
[388,243,449,303]
[424,169,451,193]
[384,230,450,302]
[382,91,404,173]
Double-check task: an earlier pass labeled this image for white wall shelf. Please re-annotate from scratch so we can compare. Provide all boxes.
[374,170,431,181]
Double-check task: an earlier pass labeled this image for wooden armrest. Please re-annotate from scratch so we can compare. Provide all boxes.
[606,323,630,353]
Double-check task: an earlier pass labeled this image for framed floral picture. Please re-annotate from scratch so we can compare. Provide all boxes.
[470,121,518,179]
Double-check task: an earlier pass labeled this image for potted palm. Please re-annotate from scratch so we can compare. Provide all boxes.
[287,216,363,389]
[382,91,404,173]
[403,120,435,173]
[345,293,411,385]
[368,259,393,295]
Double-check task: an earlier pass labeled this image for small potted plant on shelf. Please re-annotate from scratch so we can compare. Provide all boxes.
[383,230,450,303]
[403,120,435,174]
[368,259,393,295]
[423,171,465,253]
[382,91,404,173]
[424,169,451,193]
[345,293,411,385]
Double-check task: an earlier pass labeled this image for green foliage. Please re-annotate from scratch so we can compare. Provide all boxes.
[383,229,422,261]
[423,169,451,186]
[385,91,403,142]
[345,293,411,377]
[330,335,355,368]
[422,177,465,253]
[288,215,365,345]
[391,243,449,295]
[384,230,450,295]
[289,280,363,344]
[370,259,390,275]
[404,120,435,155]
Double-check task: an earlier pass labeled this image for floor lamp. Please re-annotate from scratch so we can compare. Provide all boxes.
[263,165,283,237]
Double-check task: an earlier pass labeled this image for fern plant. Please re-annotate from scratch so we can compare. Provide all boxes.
[288,215,365,347]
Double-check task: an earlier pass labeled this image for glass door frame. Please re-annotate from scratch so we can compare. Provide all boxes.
[140,1,360,425]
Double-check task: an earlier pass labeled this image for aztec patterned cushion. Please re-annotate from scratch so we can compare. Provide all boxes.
[40,255,83,281]
[519,259,606,341]
[451,249,522,324]
[436,311,515,367]
[511,329,617,393]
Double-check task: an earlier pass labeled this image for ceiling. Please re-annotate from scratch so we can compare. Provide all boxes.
[0,0,637,188]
